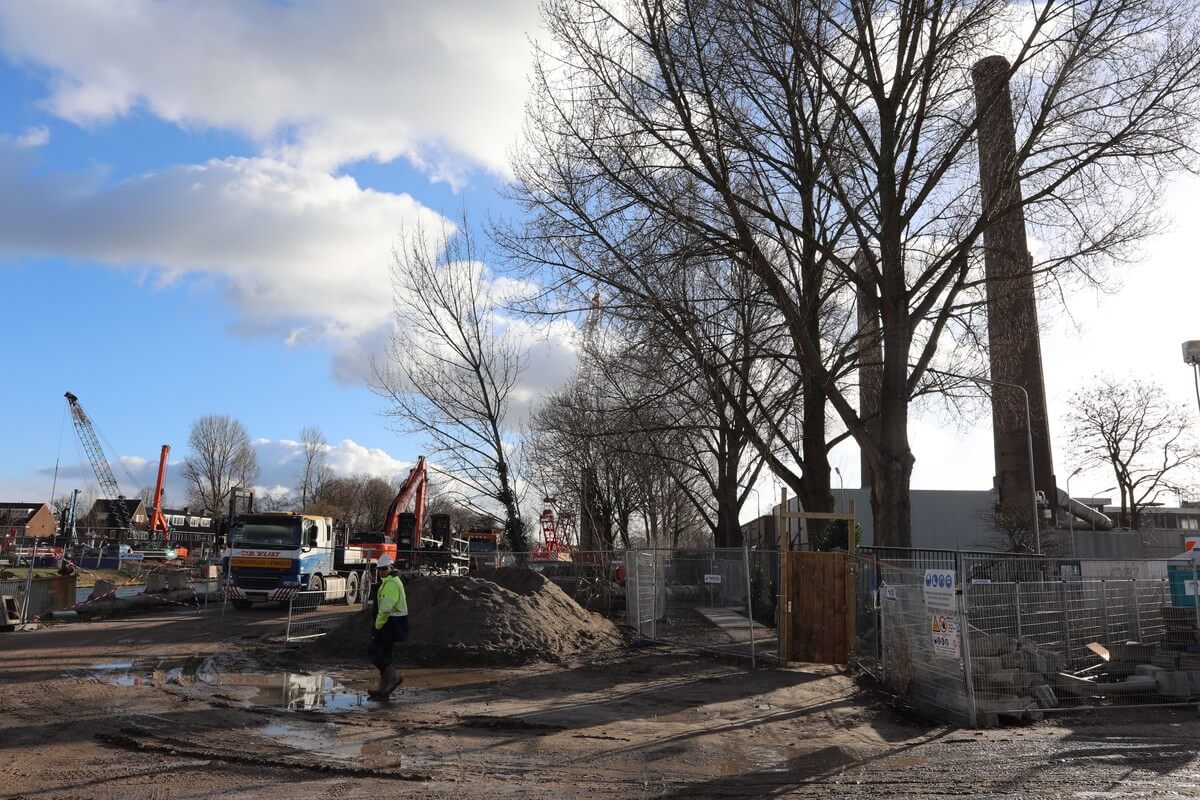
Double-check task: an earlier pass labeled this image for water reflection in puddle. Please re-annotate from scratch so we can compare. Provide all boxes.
[218,672,368,711]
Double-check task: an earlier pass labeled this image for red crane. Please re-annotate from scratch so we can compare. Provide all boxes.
[148,445,170,535]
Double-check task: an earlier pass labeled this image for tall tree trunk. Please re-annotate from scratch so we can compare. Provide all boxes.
[799,374,834,548]
[867,295,915,548]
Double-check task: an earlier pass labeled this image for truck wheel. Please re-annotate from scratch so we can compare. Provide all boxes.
[345,571,360,605]
[309,573,324,602]
[231,599,253,611]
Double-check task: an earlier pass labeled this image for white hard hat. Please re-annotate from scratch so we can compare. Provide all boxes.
[377,554,394,568]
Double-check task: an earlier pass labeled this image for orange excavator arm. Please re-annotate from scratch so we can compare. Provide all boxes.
[383,456,427,539]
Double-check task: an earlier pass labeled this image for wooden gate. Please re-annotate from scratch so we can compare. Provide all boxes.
[782,551,851,664]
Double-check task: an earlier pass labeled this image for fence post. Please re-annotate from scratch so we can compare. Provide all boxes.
[1130,580,1142,641]
[743,544,755,669]
[1192,560,1199,633]
[1015,581,1022,640]
[285,594,295,641]
[958,574,978,728]
[1061,581,1073,667]
[1100,579,1109,644]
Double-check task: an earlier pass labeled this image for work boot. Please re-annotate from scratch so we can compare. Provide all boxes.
[382,667,404,696]
[367,669,388,698]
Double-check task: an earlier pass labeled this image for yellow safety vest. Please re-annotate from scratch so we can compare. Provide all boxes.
[374,574,408,629]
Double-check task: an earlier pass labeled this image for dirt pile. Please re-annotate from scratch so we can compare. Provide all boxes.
[317,567,623,665]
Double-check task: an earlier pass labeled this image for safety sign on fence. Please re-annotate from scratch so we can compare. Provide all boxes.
[703,574,722,584]
[930,614,960,658]
[923,569,956,611]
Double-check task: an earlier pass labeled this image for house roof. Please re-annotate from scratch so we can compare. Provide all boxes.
[89,498,147,521]
[0,502,47,526]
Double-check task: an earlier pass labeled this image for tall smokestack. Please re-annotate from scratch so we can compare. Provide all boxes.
[972,55,1057,524]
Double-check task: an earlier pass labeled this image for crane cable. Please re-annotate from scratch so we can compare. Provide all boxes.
[48,402,67,506]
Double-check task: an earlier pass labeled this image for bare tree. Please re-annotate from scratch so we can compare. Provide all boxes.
[256,491,297,513]
[512,0,1200,546]
[181,415,259,520]
[297,426,331,510]
[978,505,1061,555]
[372,217,530,552]
[1067,377,1200,529]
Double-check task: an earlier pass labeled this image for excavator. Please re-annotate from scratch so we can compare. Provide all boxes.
[342,456,428,564]
[342,456,468,574]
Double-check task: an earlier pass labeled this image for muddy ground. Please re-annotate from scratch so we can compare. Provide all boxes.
[4,606,1200,798]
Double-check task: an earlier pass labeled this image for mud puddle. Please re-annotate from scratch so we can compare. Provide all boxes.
[254,721,437,768]
[215,671,369,711]
[396,667,511,691]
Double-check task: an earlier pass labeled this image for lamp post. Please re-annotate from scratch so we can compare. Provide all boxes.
[1183,341,1200,418]
[926,368,1040,554]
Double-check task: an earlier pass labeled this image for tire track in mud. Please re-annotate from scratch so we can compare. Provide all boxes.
[94,728,432,782]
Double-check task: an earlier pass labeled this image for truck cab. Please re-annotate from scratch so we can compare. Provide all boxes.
[224,513,336,607]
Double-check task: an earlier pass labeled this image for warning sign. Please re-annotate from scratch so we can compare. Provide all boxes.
[923,569,957,611]
[930,614,960,658]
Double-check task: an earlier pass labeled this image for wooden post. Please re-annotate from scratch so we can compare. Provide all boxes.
[778,487,790,663]
[847,499,857,663]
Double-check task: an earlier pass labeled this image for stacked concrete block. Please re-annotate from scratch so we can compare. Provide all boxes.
[969,634,1062,723]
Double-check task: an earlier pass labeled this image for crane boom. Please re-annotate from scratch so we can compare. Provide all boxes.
[149,444,171,534]
[64,391,132,531]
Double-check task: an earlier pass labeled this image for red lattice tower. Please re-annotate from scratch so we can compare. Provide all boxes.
[533,497,574,559]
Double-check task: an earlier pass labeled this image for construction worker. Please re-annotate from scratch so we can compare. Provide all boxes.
[368,554,408,698]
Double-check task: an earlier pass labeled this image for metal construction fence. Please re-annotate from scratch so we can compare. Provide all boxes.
[621,547,778,665]
[856,548,1200,726]
[499,548,778,665]
[285,587,369,642]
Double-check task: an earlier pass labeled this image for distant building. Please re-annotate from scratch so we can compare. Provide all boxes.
[162,507,216,552]
[1104,504,1200,532]
[770,488,999,552]
[85,498,148,531]
[740,514,777,550]
[0,501,57,540]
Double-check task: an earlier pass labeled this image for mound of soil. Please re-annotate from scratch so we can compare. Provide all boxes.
[317,567,623,666]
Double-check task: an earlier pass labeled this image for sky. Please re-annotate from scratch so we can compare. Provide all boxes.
[0,1,1197,521]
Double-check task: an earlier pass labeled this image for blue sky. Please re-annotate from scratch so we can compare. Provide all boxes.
[0,1,1197,517]
[0,0,549,507]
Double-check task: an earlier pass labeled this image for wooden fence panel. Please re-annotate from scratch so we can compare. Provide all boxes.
[787,551,850,664]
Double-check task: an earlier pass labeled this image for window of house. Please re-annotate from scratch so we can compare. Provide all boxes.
[1182,518,1199,530]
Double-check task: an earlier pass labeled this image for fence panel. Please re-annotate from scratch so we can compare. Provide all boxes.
[857,550,1200,726]
[621,548,771,664]
[285,590,360,642]
[875,562,973,725]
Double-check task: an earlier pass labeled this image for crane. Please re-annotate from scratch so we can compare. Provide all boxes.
[148,444,171,535]
[64,391,133,533]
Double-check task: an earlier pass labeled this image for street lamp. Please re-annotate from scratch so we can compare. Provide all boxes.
[1183,341,1200,418]
[926,368,1040,554]
[746,484,762,518]
[834,467,844,509]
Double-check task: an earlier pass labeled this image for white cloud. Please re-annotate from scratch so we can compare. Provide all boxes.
[11,125,49,148]
[0,0,538,180]
[0,145,447,339]
[14,436,414,507]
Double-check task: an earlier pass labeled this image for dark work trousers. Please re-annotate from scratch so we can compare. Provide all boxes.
[368,615,410,671]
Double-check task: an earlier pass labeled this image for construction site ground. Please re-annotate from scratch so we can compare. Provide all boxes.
[4,608,1200,799]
